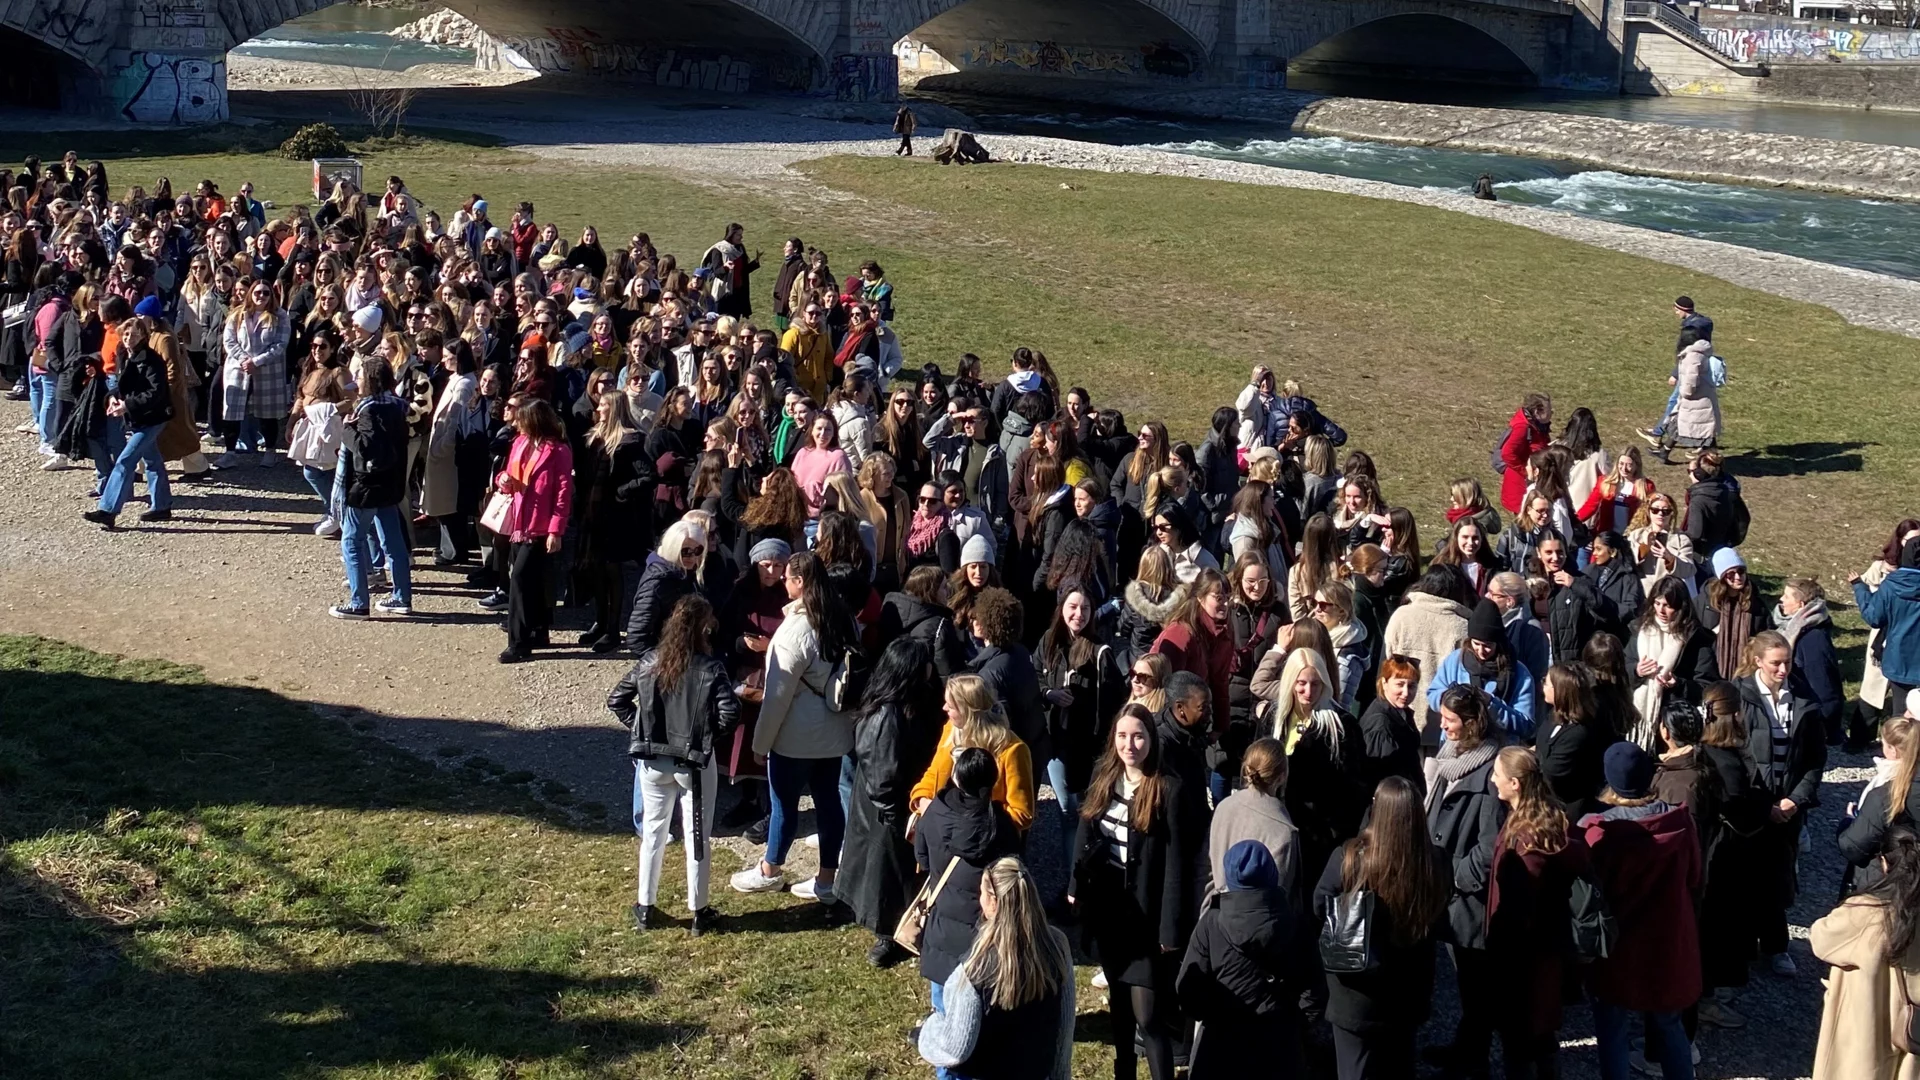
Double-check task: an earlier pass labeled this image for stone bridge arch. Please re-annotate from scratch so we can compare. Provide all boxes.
[903,0,1218,81]
[1277,0,1561,85]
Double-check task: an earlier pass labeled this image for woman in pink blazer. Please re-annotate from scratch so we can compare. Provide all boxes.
[497,398,574,663]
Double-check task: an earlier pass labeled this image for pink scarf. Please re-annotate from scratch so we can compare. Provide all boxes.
[906,509,946,557]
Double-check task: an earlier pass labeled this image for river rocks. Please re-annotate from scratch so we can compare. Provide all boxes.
[388,8,490,50]
[1295,97,1920,202]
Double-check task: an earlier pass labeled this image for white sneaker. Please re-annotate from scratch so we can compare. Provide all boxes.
[36,442,55,456]
[1769,952,1798,977]
[729,865,785,893]
[1091,969,1109,989]
[315,517,341,538]
[15,420,37,433]
[801,833,820,849]
[791,877,835,903]
[212,452,247,469]
[40,455,74,471]
[257,450,280,468]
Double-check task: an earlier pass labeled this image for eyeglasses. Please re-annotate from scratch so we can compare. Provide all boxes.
[408,310,430,319]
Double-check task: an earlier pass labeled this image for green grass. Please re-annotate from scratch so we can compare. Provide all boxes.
[0,635,982,1079]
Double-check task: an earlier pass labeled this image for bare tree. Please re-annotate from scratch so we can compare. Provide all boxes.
[346,47,420,139]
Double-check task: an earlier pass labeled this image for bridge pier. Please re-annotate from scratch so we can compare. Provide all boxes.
[3,0,1620,123]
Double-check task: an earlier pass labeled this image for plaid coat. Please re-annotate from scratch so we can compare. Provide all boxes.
[220,310,290,421]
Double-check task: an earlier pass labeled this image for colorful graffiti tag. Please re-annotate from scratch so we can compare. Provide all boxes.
[113,51,227,122]
[1701,19,1920,63]
[830,53,897,100]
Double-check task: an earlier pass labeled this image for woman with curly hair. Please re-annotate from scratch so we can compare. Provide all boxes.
[735,465,807,566]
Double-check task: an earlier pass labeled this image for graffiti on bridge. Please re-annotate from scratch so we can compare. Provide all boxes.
[13,0,113,54]
[114,52,228,122]
[499,28,792,92]
[1703,21,1920,64]
[831,53,897,100]
[957,39,1138,76]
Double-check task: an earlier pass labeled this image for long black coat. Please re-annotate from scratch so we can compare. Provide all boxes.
[1545,569,1616,666]
[1313,840,1442,1034]
[1073,773,1201,985]
[577,431,654,566]
[1176,887,1300,1078]
[1429,750,1504,951]
[840,696,944,935]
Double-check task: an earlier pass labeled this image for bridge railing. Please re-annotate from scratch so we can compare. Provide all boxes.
[1624,0,1751,63]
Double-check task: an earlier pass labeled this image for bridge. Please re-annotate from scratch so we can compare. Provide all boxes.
[5,0,1622,123]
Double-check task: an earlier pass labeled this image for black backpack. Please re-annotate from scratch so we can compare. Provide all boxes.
[1569,872,1620,962]
[1489,426,1511,475]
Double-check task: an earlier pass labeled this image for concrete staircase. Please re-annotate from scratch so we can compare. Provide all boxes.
[1624,2,1770,75]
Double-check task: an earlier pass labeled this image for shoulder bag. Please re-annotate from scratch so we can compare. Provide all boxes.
[1896,963,1920,1055]
[1318,888,1380,974]
[893,856,959,957]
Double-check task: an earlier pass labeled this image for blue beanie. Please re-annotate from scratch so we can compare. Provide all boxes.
[133,295,165,318]
[1223,839,1278,891]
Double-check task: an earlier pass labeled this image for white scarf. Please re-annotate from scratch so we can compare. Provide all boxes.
[1630,617,1686,750]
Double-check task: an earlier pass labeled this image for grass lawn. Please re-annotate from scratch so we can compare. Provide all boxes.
[0,634,1006,1079]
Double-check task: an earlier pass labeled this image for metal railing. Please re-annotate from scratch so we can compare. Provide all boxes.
[1623,1,1751,63]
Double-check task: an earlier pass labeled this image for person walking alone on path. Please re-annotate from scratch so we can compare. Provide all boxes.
[894,106,917,157]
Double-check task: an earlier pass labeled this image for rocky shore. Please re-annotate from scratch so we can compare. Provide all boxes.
[917,70,1920,201]
[1296,96,1920,202]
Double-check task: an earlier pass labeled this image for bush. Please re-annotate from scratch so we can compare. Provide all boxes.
[280,123,347,160]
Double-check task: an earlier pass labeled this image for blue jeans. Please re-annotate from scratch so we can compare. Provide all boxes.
[1649,386,1680,435]
[302,464,335,512]
[927,979,954,1080]
[98,423,170,515]
[1593,1001,1691,1080]
[30,370,53,443]
[340,504,411,610]
[765,751,845,869]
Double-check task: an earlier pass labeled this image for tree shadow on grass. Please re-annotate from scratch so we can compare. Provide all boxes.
[1724,441,1869,478]
[0,637,701,1079]
[1,858,686,1079]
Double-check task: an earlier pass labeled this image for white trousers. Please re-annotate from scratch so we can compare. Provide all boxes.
[633,757,716,911]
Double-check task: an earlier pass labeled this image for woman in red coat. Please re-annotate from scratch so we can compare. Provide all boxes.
[1487,744,1591,1079]
[1498,393,1553,514]
[1580,741,1703,1080]
[1152,568,1234,739]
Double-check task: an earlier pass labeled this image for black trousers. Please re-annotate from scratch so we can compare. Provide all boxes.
[223,416,280,452]
[1331,1023,1414,1080]
[507,541,552,652]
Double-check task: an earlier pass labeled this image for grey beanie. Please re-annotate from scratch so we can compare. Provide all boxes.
[961,533,993,567]
[748,538,792,564]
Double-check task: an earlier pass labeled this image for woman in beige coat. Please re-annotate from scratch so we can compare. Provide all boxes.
[1811,824,1920,1080]
[1382,566,1474,745]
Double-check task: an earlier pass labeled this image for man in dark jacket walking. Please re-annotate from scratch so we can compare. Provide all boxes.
[83,317,172,528]
[332,359,412,620]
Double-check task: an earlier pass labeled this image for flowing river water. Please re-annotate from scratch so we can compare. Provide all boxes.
[236,8,1920,280]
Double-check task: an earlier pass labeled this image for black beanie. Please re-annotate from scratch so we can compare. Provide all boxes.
[1902,535,1920,570]
[1468,597,1505,645]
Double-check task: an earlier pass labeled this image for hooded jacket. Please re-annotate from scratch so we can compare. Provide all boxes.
[1683,474,1748,559]
[1119,579,1188,667]
[1176,887,1298,1078]
[1856,568,1920,688]
[1671,339,1721,444]
[876,591,968,677]
[913,786,1022,984]
[1578,805,1702,1012]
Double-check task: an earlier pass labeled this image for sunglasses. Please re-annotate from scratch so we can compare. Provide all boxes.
[1152,522,1172,533]
[1129,671,1156,683]
[917,496,940,507]
[681,546,705,559]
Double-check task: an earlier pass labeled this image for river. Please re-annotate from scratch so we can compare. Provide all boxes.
[234,9,1920,281]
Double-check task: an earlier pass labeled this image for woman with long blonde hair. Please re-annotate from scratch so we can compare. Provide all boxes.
[217,276,290,467]
[909,672,1034,831]
[917,856,1075,1078]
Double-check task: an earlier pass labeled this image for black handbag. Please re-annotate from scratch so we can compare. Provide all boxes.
[1318,888,1380,974]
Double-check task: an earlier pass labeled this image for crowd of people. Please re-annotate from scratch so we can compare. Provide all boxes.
[5,148,1919,1080]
